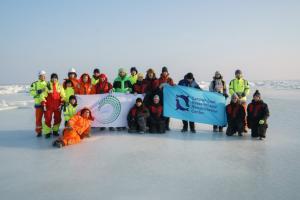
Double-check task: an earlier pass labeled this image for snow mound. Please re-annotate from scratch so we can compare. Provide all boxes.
[0,100,33,111]
[0,85,30,95]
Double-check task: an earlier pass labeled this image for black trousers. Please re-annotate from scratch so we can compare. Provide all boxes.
[182,120,195,130]
[226,122,243,136]
[251,124,267,138]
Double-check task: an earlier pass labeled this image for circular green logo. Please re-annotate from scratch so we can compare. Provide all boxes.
[97,95,121,124]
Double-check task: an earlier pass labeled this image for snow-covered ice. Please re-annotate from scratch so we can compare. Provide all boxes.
[0,81,300,200]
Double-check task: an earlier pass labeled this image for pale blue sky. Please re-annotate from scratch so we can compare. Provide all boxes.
[0,0,299,84]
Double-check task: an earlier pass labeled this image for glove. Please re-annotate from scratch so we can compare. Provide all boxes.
[41,101,47,112]
[126,91,130,94]
[37,89,43,95]
[259,120,265,125]
[241,92,246,97]
[134,92,138,96]
[109,89,113,94]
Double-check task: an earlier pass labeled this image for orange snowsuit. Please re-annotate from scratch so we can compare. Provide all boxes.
[75,73,96,95]
[60,108,94,146]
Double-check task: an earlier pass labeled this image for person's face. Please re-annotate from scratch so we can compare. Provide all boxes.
[100,77,106,82]
[187,78,193,83]
[235,73,242,79]
[119,71,126,77]
[82,110,90,119]
[153,98,159,104]
[232,96,238,103]
[162,71,168,76]
[70,99,76,105]
[148,72,153,79]
[51,78,58,83]
[83,75,89,83]
[39,75,46,81]
[94,72,100,77]
[66,82,72,88]
[215,73,221,78]
[136,101,142,107]
[69,73,75,79]
[254,95,260,102]
[131,71,137,76]
[138,76,143,81]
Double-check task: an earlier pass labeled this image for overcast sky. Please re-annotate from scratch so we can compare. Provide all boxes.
[0,0,299,84]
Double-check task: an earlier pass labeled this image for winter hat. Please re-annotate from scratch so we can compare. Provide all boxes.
[65,79,73,86]
[147,68,155,74]
[69,95,77,101]
[93,68,100,74]
[118,68,126,74]
[68,68,76,73]
[235,69,242,75]
[51,73,58,79]
[186,72,194,80]
[136,98,143,103]
[253,90,261,97]
[38,70,46,76]
[162,66,168,73]
[215,71,221,76]
[137,73,144,79]
[130,67,138,73]
[153,95,160,100]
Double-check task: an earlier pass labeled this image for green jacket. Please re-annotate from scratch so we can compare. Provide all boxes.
[63,104,77,122]
[113,75,132,93]
[129,74,138,85]
[229,78,250,101]
[91,76,99,85]
[64,87,75,102]
[29,80,47,107]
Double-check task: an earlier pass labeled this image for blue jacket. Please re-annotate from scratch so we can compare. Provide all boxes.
[178,77,201,89]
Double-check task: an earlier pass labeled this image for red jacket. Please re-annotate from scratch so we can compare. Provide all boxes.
[158,74,175,87]
[95,81,112,94]
[148,103,163,119]
[43,82,65,110]
[133,81,147,94]
[76,74,96,95]
[143,78,159,93]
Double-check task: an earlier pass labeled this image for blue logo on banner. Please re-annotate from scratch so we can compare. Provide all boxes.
[176,95,190,111]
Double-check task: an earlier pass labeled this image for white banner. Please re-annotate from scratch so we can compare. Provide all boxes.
[76,93,144,127]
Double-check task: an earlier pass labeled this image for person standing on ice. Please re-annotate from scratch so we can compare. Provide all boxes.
[113,68,133,93]
[209,71,229,132]
[226,93,246,136]
[52,108,94,148]
[229,69,250,132]
[158,66,175,131]
[247,90,270,140]
[29,70,47,137]
[132,73,147,94]
[63,95,78,126]
[63,79,75,104]
[129,67,138,85]
[91,68,101,86]
[178,72,201,133]
[112,68,133,131]
[95,73,112,94]
[143,68,159,106]
[76,73,96,95]
[42,73,65,138]
[63,68,80,90]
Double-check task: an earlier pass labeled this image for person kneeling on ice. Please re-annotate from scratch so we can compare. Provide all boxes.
[148,95,165,133]
[127,98,150,133]
[247,90,270,140]
[63,95,78,126]
[226,93,246,136]
[53,108,94,148]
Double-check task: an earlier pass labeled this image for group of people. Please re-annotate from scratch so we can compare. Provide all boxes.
[29,66,270,148]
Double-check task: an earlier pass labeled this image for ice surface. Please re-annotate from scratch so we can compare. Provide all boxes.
[0,84,300,200]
